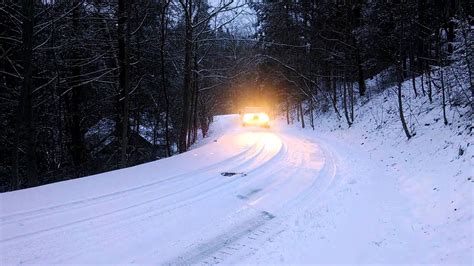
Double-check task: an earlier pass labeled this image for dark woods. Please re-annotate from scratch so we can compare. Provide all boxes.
[0,0,251,191]
[252,0,472,136]
[0,0,472,192]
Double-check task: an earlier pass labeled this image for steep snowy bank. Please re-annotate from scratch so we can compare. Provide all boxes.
[274,72,473,263]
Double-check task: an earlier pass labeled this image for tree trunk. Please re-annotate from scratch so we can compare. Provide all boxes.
[188,42,199,147]
[192,55,199,144]
[410,48,418,97]
[299,101,305,128]
[160,1,171,157]
[350,82,354,122]
[296,102,300,122]
[117,0,131,167]
[198,96,209,138]
[13,118,20,189]
[179,2,193,153]
[355,47,366,96]
[446,22,455,54]
[397,10,411,140]
[343,80,351,127]
[397,64,412,140]
[152,114,158,159]
[436,30,448,125]
[68,1,86,172]
[17,0,38,187]
[440,67,448,125]
[427,42,433,103]
[286,97,290,125]
[411,73,417,98]
[427,67,433,103]
[420,72,426,96]
[186,71,196,148]
[330,72,341,118]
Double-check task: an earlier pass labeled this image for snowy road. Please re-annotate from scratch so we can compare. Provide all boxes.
[0,115,462,264]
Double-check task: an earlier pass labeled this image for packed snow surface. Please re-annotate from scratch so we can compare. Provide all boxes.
[0,113,472,264]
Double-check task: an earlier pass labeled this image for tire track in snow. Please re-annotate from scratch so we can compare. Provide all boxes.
[206,135,338,264]
[0,126,334,264]
[163,133,333,265]
[0,133,284,244]
[164,211,276,265]
[236,137,339,264]
[0,134,262,225]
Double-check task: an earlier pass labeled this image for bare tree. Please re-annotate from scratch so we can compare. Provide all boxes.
[16,0,39,187]
[160,0,172,156]
[117,0,132,167]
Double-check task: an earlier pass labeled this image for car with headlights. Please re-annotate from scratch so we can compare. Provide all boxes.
[240,107,270,128]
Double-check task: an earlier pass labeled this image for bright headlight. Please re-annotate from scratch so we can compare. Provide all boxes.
[242,112,270,124]
[243,113,254,123]
[258,113,269,122]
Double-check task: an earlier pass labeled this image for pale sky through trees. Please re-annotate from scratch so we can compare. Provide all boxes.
[209,0,257,36]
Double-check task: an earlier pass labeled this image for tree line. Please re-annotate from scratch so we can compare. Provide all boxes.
[0,0,252,191]
[251,0,472,137]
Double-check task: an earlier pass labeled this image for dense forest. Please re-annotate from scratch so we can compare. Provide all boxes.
[0,0,472,192]
[252,0,472,135]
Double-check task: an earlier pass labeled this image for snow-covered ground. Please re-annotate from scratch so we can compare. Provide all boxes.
[261,71,473,264]
[0,83,472,263]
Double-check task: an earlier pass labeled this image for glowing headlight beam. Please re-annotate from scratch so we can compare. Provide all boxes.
[258,113,269,122]
[243,113,255,123]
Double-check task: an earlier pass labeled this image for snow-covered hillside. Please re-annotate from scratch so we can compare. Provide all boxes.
[0,74,472,264]
[258,71,473,263]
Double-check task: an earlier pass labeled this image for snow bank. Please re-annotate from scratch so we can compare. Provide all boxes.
[283,72,473,263]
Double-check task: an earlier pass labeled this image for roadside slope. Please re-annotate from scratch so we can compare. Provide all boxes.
[247,73,473,263]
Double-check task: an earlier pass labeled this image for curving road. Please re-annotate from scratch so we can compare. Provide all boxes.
[0,115,431,264]
[0,115,338,264]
